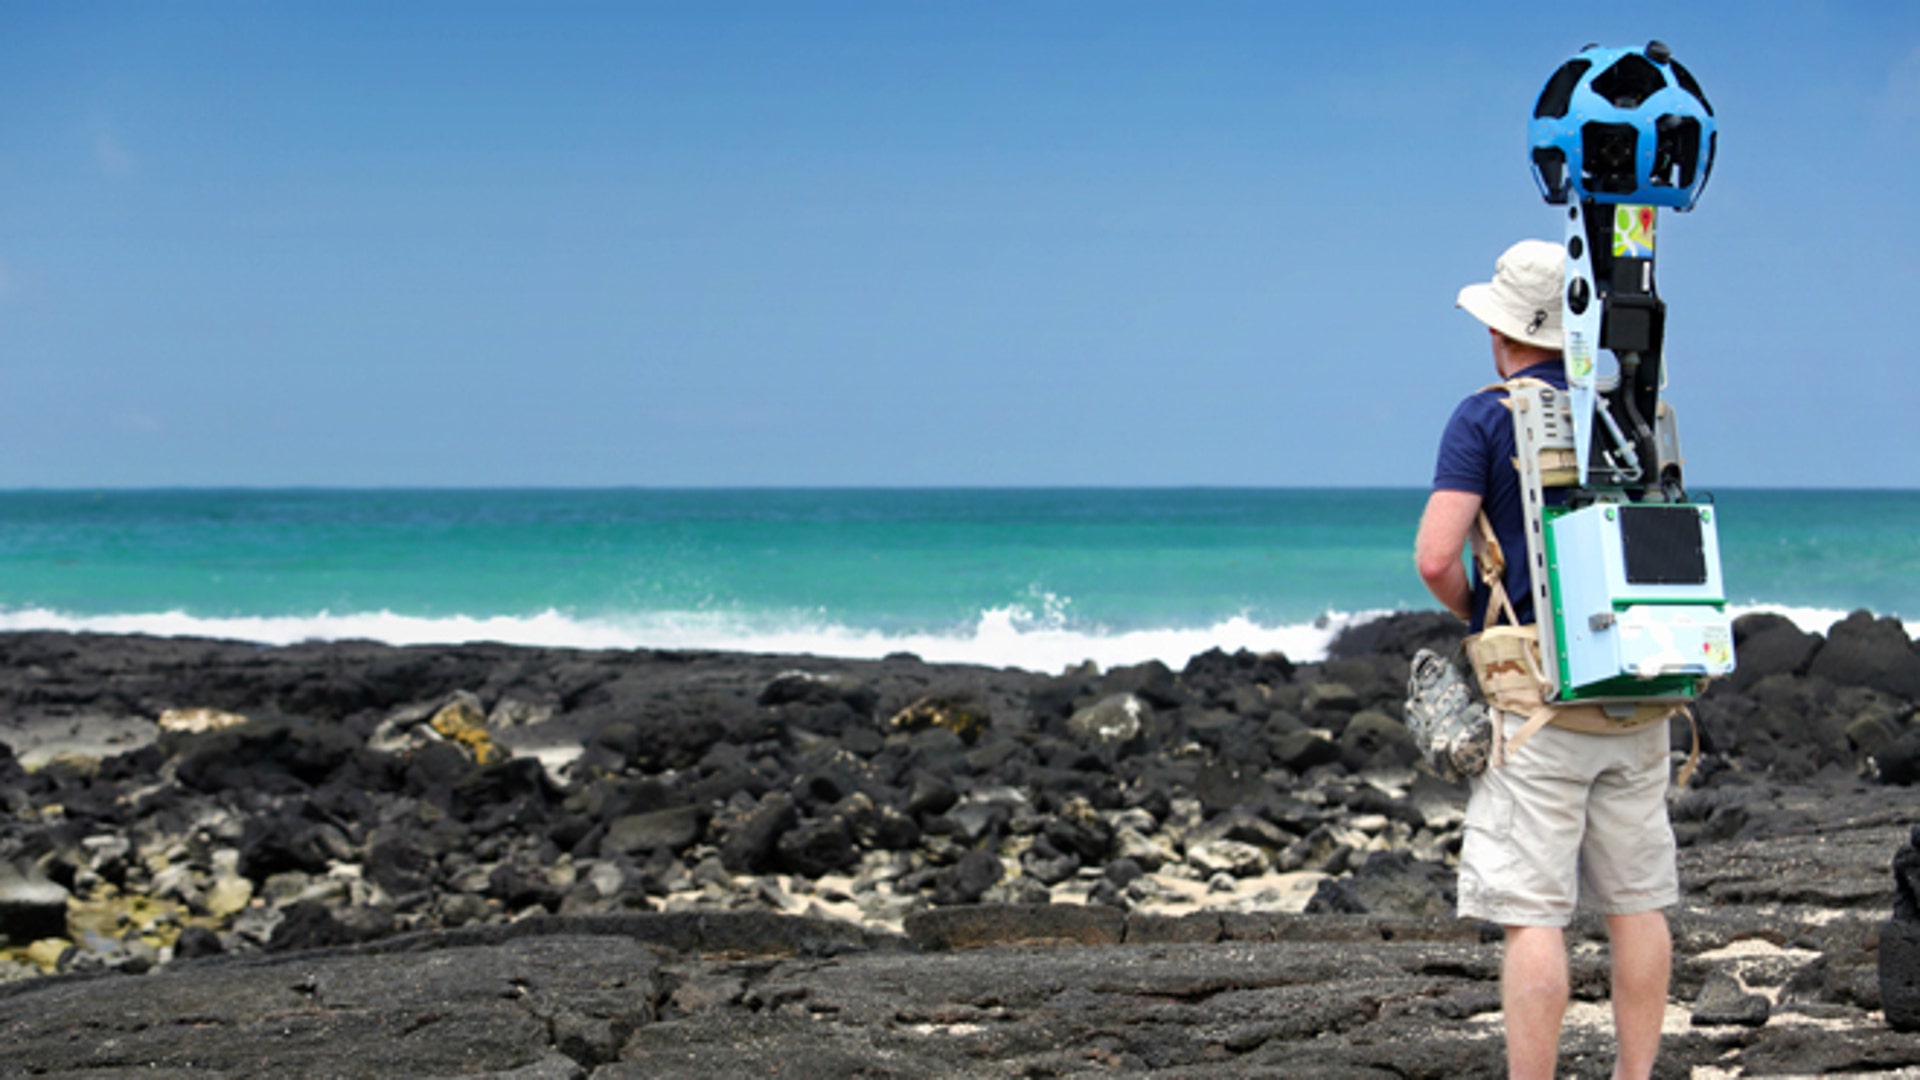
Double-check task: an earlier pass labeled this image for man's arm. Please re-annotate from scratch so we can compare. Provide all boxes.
[1415,489,1481,622]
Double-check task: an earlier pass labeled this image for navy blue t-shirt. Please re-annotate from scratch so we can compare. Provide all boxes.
[1432,360,1568,632]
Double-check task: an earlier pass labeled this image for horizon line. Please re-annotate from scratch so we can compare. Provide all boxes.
[0,483,1910,495]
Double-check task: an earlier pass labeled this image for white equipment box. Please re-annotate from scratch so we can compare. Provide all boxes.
[1545,502,1735,699]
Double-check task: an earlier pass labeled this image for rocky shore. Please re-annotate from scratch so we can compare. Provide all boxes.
[0,611,1917,1077]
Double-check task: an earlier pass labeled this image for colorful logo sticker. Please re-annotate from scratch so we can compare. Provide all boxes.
[1702,626,1732,667]
[1613,205,1656,258]
[1565,331,1594,380]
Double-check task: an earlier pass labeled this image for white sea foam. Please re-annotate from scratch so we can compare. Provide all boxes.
[1726,603,1859,635]
[0,602,1903,674]
[0,605,1366,672]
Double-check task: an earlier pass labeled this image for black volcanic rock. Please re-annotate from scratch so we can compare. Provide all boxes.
[1338,709,1418,772]
[1882,731,1920,786]
[1885,920,1920,1033]
[268,901,394,952]
[758,670,878,715]
[1328,610,1468,663]
[1192,760,1268,815]
[174,716,381,795]
[1093,659,1188,710]
[365,830,436,896]
[1305,849,1453,918]
[1809,610,1920,700]
[1691,970,1771,1027]
[1726,612,1823,692]
[0,627,1915,1077]
[715,792,799,874]
[0,864,69,946]
[239,810,342,880]
[1179,647,1296,705]
[775,815,860,878]
[604,806,707,857]
[931,849,1004,905]
[1886,826,1920,1032]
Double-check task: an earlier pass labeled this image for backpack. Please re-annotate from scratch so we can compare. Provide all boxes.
[1405,506,1698,785]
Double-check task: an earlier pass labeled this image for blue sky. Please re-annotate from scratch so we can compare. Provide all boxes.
[3,2,1916,487]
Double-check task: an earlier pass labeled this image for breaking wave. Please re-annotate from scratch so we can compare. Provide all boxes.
[0,600,1892,674]
[0,604,1364,672]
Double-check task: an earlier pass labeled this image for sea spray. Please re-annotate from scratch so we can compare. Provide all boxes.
[0,602,1883,673]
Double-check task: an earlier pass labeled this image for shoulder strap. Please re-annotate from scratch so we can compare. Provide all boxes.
[1470,510,1504,583]
[1475,375,1555,398]
[1469,511,1523,629]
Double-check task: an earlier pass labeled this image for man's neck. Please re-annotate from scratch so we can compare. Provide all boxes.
[1498,350,1562,379]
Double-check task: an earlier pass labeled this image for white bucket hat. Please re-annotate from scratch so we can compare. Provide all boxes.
[1456,239,1565,351]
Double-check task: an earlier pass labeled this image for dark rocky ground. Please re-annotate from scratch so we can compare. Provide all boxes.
[0,610,1916,1077]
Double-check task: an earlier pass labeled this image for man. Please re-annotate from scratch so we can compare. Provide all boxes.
[1415,239,1678,1080]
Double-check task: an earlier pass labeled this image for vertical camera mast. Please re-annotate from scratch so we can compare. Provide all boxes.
[1513,41,1735,704]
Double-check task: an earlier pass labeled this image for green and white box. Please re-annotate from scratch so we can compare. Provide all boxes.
[1545,502,1735,700]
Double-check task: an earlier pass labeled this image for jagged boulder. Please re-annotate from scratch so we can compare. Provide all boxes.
[1065,693,1151,749]
[1883,825,1920,1031]
[1727,612,1822,692]
[1691,971,1771,1027]
[1810,611,1920,701]
[1328,610,1468,663]
[0,861,69,946]
[1338,710,1418,772]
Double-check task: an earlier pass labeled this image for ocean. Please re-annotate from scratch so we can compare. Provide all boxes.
[0,488,1913,672]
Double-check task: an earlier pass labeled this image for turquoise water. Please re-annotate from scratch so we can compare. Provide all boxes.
[0,488,1912,669]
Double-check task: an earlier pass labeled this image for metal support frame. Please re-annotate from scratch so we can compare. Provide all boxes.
[1508,380,1578,700]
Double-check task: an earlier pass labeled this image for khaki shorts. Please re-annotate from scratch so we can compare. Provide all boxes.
[1456,712,1678,927]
